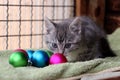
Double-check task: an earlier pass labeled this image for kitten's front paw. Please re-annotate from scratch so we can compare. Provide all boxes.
[66,55,80,62]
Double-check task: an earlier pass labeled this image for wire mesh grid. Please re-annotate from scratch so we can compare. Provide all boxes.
[0,0,75,50]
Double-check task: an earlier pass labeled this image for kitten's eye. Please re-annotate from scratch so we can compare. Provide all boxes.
[52,43,58,48]
[65,43,71,48]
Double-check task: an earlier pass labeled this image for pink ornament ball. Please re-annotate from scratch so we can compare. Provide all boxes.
[49,53,67,65]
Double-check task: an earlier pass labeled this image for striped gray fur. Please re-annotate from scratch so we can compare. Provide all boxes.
[44,16,116,62]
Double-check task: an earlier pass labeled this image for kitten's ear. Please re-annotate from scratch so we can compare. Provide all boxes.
[44,17,55,34]
[69,17,87,34]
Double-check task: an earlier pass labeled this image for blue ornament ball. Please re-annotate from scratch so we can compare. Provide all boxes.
[26,50,34,60]
[31,50,49,68]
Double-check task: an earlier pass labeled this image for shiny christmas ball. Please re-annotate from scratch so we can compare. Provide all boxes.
[41,50,53,58]
[14,48,28,58]
[26,50,34,60]
[31,50,49,68]
[9,52,28,67]
[49,53,67,65]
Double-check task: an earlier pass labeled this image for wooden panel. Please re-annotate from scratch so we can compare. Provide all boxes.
[104,14,120,34]
[75,0,87,16]
[88,0,105,27]
[105,0,120,34]
[75,0,120,34]
[75,0,105,27]
[106,0,120,12]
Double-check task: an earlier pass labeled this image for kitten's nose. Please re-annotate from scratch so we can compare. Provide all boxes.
[58,48,65,54]
[58,50,64,54]
[58,44,65,54]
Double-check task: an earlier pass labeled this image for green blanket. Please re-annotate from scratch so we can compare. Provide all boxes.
[0,28,120,80]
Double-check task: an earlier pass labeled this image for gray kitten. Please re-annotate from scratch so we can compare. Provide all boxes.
[44,16,116,62]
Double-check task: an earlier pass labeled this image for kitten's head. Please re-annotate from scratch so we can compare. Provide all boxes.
[44,17,87,57]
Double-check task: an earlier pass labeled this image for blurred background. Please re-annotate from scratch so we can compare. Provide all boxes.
[0,0,120,50]
[0,0,74,50]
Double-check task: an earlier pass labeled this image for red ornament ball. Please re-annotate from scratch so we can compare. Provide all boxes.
[49,53,67,65]
[14,48,28,58]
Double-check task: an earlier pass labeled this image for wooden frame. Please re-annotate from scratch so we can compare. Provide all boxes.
[105,0,120,34]
[75,0,120,34]
[75,0,88,16]
[75,0,105,27]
